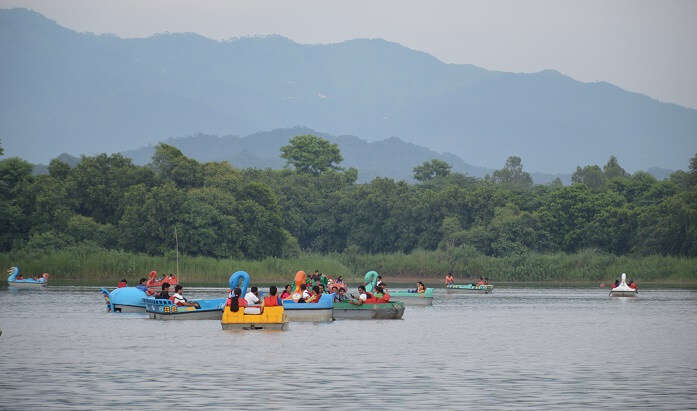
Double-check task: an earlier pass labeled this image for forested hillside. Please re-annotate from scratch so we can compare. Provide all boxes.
[2,136,695,262]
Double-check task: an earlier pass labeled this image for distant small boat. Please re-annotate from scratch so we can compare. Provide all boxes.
[145,297,226,320]
[446,284,493,294]
[101,287,149,312]
[389,288,434,306]
[7,267,48,288]
[609,273,638,297]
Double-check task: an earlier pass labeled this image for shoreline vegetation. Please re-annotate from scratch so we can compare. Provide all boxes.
[2,246,695,287]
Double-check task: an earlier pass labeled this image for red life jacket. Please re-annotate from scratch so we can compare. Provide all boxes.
[379,293,390,303]
[117,281,127,288]
[364,292,377,304]
[629,282,637,289]
[264,295,279,306]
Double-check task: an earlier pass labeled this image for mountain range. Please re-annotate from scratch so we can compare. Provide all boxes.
[2,8,696,174]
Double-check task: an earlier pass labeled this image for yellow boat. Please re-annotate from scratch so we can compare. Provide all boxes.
[221,305,288,330]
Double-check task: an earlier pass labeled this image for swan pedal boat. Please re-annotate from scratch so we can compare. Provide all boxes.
[220,270,288,330]
[446,284,494,294]
[389,288,434,306]
[609,273,638,297]
[7,267,48,288]
[282,294,334,322]
[145,297,227,320]
[332,301,405,320]
[101,287,149,312]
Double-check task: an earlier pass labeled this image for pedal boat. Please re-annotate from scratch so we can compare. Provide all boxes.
[7,267,48,288]
[609,273,638,297]
[221,271,288,330]
[101,287,149,312]
[446,284,494,294]
[145,297,226,320]
[333,301,405,320]
[389,288,434,306]
[282,294,334,322]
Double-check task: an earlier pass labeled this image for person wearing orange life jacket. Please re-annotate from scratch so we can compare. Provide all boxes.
[628,279,638,290]
[263,286,280,306]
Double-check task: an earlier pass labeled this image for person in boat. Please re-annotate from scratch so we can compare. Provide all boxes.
[330,285,338,294]
[416,282,426,294]
[476,277,484,286]
[612,279,620,289]
[227,287,248,312]
[333,276,346,290]
[377,275,384,287]
[245,286,261,306]
[334,287,348,302]
[304,285,322,303]
[136,278,148,292]
[628,279,637,290]
[297,283,310,303]
[156,282,171,299]
[264,286,280,306]
[172,285,201,309]
[445,272,455,286]
[16,274,23,280]
[484,277,490,285]
[167,273,177,283]
[280,284,292,300]
[318,284,326,295]
[349,285,370,305]
[118,278,127,288]
[319,272,329,288]
[374,285,385,299]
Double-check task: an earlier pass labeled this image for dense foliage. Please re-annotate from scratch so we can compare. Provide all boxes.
[1,137,696,262]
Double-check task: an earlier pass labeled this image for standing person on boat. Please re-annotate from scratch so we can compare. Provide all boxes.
[264,286,280,306]
[156,282,171,299]
[445,272,455,286]
[172,285,201,309]
[245,286,261,306]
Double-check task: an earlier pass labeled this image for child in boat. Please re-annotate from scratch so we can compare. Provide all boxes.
[298,283,310,303]
[227,287,248,312]
[445,272,455,286]
[264,286,280,306]
[334,288,348,302]
[245,286,261,306]
[118,278,127,288]
[172,285,201,309]
[136,278,148,292]
[305,286,322,303]
[156,282,171,299]
[416,282,426,294]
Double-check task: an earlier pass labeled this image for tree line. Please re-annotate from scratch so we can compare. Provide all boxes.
[1,135,695,259]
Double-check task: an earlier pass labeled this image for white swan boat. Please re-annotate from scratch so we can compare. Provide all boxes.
[609,273,638,297]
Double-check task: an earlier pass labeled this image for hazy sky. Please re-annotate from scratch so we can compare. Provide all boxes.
[2,0,696,108]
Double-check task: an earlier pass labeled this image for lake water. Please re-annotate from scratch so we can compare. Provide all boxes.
[1,286,696,410]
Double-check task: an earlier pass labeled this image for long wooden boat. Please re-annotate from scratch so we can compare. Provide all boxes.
[446,284,494,294]
[389,288,434,306]
[333,301,405,320]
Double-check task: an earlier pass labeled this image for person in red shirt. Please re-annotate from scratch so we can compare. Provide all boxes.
[117,278,127,288]
[263,286,280,306]
[628,280,637,290]
[227,287,248,312]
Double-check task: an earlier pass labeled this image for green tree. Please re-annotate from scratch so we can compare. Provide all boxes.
[413,159,452,182]
[572,165,607,192]
[280,135,343,175]
[489,156,533,187]
[603,155,629,179]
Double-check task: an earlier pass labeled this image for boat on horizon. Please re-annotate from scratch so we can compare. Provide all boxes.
[609,273,638,297]
[7,267,48,288]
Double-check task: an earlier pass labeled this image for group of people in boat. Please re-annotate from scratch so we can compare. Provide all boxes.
[444,272,490,287]
[611,278,638,290]
[13,273,47,281]
[153,282,200,309]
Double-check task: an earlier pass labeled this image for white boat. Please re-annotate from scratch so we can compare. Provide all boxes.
[609,273,638,297]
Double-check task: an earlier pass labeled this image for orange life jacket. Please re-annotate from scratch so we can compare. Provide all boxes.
[264,295,279,306]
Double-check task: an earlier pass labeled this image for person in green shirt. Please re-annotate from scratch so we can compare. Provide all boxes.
[319,272,329,288]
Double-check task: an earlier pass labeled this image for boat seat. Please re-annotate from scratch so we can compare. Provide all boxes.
[244,306,263,315]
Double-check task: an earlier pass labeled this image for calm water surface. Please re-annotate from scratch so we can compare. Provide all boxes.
[1,286,696,410]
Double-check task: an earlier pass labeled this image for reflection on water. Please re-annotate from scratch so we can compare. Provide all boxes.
[1,287,696,409]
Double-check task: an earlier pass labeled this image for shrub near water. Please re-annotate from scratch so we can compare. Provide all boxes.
[1,245,695,285]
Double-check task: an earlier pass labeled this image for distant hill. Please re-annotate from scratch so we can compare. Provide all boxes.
[2,8,696,173]
[121,127,493,182]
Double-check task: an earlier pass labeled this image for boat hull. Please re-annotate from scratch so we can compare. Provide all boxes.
[390,289,434,306]
[8,281,47,288]
[610,290,638,297]
[220,305,288,330]
[446,285,493,294]
[221,322,288,330]
[284,308,333,322]
[149,309,222,320]
[113,304,146,313]
[333,302,405,320]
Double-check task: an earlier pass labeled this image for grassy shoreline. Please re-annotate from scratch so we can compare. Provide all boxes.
[2,245,696,287]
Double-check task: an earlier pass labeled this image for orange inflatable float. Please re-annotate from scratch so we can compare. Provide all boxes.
[291,271,306,302]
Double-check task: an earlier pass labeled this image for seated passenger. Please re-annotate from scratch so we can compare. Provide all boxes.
[476,277,484,286]
[298,283,310,303]
[612,279,620,289]
[416,282,426,294]
[156,282,171,299]
[245,286,261,306]
[167,273,177,284]
[280,284,292,300]
[349,285,369,305]
[628,279,637,290]
[318,284,326,295]
[227,287,247,312]
[484,277,490,285]
[374,285,385,299]
[334,288,348,302]
[305,285,321,303]
[172,285,200,309]
[117,278,127,288]
[445,272,455,286]
[377,275,384,287]
[136,278,148,292]
[16,274,23,280]
[264,286,280,306]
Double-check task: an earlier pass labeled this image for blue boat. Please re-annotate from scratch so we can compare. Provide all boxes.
[145,297,227,320]
[7,267,48,288]
[282,294,334,322]
[100,287,149,312]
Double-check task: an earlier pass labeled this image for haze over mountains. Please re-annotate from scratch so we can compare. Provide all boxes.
[2,8,696,174]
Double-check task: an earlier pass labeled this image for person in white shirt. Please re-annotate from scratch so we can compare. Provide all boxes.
[350,285,369,305]
[245,286,261,306]
[172,285,200,309]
